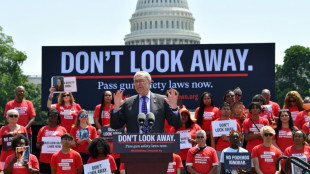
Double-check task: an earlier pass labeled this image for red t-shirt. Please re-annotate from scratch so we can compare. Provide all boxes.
[211,118,241,151]
[4,154,39,174]
[169,124,201,160]
[284,106,300,121]
[167,153,183,174]
[268,101,281,117]
[70,125,97,154]
[247,105,274,122]
[283,145,310,169]
[36,125,67,163]
[252,144,282,174]
[0,125,28,162]
[273,127,296,152]
[302,122,310,134]
[4,100,36,134]
[87,155,117,172]
[186,145,218,174]
[93,104,114,126]
[194,106,218,132]
[119,163,125,171]
[165,120,173,133]
[56,103,82,133]
[51,149,83,174]
[242,117,269,152]
[295,110,310,129]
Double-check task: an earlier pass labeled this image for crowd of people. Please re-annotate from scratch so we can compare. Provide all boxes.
[0,71,310,174]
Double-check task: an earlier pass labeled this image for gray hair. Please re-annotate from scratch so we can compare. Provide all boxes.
[7,109,19,117]
[133,71,152,81]
[261,89,271,96]
[196,129,206,137]
[234,87,242,95]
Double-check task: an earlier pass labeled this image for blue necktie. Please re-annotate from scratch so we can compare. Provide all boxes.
[142,96,149,132]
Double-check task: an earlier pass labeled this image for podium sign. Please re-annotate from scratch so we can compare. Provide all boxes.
[113,133,180,153]
[224,152,252,171]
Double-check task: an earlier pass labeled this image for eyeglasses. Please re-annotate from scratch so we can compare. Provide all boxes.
[63,94,70,97]
[196,136,205,139]
[289,100,296,103]
[9,115,18,118]
[280,114,289,117]
[226,95,235,98]
[264,133,273,137]
[280,109,289,112]
[80,114,88,118]
[235,94,242,97]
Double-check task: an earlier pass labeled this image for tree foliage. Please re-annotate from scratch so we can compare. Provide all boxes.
[275,45,310,107]
[0,26,47,125]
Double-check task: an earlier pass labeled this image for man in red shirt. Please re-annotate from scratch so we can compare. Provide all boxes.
[261,89,281,117]
[4,86,36,151]
[51,133,83,174]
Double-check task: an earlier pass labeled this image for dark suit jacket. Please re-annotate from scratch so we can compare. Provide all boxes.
[110,92,182,133]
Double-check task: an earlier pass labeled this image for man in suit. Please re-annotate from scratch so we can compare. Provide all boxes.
[110,71,182,133]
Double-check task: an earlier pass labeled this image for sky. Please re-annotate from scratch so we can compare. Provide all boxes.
[1,0,309,76]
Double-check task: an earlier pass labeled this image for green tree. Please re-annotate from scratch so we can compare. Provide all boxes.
[275,45,310,107]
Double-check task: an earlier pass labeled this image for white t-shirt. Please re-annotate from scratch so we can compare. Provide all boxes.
[220,147,252,174]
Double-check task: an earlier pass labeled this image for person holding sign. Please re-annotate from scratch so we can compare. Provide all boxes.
[220,130,253,174]
[3,134,39,174]
[282,130,310,174]
[47,88,82,133]
[186,130,218,174]
[70,109,97,164]
[86,138,117,174]
[0,109,28,167]
[252,126,282,174]
[36,109,67,174]
[243,102,269,153]
[110,71,181,133]
[170,108,201,174]
[195,92,219,146]
[51,133,83,174]
[272,110,297,153]
[210,103,241,174]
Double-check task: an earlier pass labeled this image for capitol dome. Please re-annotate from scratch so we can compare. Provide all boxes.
[124,0,201,45]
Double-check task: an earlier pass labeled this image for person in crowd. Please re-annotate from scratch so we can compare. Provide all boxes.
[220,130,253,174]
[110,71,181,133]
[283,130,310,174]
[231,102,245,127]
[233,87,242,103]
[87,138,117,174]
[4,86,35,151]
[210,103,241,174]
[165,89,183,133]
[283,91,304,122]
[252,126,282,174]
[54,77,64,91]
[195,92,219,145]
[294,97,310,129]
[70,109,97,164]
[170,108,201,174]
[186,129,218,174]
[3,134,39,174]
[247,94,274,126]
[216,89,241,118]
[167,153,183,174]
[47,89,82,133]
[272,109,297,153]
[243,102,269,153]
[36,109,67,174]
[0,109,28,167]
[261,89,281,119]
[51,133,83,174]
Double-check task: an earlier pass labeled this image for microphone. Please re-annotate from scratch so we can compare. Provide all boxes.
[146,112,155,133]
[137,113,146,132]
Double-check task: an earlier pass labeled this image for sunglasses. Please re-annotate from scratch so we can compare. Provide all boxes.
[226,95,235,98]
[9,115,18,118]
[289,100,296,103]
[235,94,242,97]
[63,94,70,97]
[196,136,205,139]
[80,114,88,118]
[264,133,273,137]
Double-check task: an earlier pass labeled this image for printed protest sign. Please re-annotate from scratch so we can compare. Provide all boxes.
[212,120,237,137]
[51,76,77,93]
[178,131,191,149]
[83,159,111,174]
[42,137,62,154]
[224,152,252,171]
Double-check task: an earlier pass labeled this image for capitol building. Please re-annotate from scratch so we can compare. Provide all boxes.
[124,0,201,45]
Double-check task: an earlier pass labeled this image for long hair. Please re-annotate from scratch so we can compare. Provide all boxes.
[58,92,75,105]
[197,92,214,126]
[74,109,90,126]
[88,138,110,158]
[98,91,114,126]
[283,91,304,111]
[48,109,61,125]
[275,110,295,139]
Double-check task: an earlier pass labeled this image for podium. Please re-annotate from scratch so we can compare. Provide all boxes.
[113,133,180,174]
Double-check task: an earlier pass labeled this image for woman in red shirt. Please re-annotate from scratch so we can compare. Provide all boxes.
[36,109,67,174]
[272,110,297,153]
[47,89,82,133]
[87,138,117,174]
[195,92,218,146]
[170,108,201,174]
[283,91,304,122]
[70,109,97,164]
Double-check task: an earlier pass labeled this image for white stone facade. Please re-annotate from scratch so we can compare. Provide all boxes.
[124,0,201,45]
